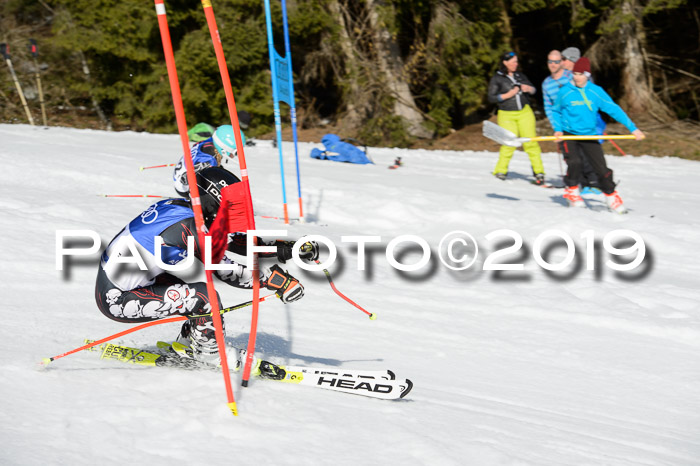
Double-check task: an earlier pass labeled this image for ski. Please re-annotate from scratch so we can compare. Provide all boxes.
[85,340,203,369]
[85,340,412,400]
[284,365,396,381]
[270,367,412,400]
[156,341,396,381]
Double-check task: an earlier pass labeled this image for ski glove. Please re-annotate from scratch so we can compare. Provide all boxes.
[276,239,320,263]
[266,264,304,304]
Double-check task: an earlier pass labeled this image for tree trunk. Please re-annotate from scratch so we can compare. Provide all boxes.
[496,0,513,49]
[618,0,674,121]
[570,0,590,45]
[78,50,112,130]
[328,0,364,129]
[365,0,432,138]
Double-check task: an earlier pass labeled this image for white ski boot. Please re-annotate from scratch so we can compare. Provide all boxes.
[563,186,585,208]
[605,191,628,214]
[168,340,243,370]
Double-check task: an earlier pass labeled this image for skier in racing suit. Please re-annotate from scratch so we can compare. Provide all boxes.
[172,124,246,197]
[95,166,317,365]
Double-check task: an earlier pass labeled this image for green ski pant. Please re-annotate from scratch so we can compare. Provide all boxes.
[493,105,544,175]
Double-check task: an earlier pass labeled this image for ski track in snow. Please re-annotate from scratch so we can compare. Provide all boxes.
[1,124,700,466]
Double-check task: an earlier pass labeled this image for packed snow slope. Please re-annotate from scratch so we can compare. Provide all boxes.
[1,124,700,466]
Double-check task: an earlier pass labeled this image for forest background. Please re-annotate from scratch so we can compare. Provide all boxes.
[1,0,698,159]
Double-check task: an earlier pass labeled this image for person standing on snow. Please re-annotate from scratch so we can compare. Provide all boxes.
[542,50,572,128]
[172,124,246,197]
[562,47,607,141]
[560,47,603,193]
[95,166,318,366]
[551,57,644,213]
[560,47,581,72]
[488,51,546,185]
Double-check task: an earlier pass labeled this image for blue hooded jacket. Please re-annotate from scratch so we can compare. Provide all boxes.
[551,81,637,135]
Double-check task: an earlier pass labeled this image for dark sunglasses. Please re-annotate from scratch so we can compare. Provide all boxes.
[547,59,562,64]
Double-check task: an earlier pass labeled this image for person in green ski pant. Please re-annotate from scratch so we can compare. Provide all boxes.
[487,51,545,184]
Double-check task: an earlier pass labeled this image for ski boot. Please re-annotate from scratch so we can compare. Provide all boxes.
[563,186,585,208]
[165,341,243,371]
[605,191,627,214]
[580,186,602,195]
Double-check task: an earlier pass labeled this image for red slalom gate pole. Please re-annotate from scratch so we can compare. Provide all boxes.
[315,260,376,320]
[200,0,261,389]
[101,194,165,198]
[610,140,627,156]
[154,0,238,416]
[610,139,627,157]
[140,163,176,170]
[41,316,186,366]
[604,132,627,156]
[39,294,277,367]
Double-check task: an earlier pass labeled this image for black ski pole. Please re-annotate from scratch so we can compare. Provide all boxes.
[189,292,279,319]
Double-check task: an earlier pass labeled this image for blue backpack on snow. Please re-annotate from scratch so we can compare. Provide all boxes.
[310,134,373,165]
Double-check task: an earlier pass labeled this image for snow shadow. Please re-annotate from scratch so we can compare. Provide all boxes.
[550,194,569,207]
[486,193,520,201]
[226,332,382,367]
[302,188,324,223]
[506,172,533,182]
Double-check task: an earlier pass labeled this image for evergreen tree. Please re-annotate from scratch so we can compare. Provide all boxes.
[1,0,697,139]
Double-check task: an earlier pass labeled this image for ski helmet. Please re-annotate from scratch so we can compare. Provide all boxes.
[212,125,246,159]
[237,111,251,130]
[194,167,241,227]
[187,122,215,143]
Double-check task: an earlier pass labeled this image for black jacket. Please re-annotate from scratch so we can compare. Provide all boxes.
[487,70,536,111]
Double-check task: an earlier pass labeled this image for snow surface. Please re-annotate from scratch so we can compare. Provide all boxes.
[1,123,700,466]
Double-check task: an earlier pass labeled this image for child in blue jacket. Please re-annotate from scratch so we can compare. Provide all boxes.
[551,57,644,213]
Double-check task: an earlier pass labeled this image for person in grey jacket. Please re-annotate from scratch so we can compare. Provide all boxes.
[487,51,545,184]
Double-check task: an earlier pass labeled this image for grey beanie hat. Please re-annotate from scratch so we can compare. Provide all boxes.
[562,47,581,62]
